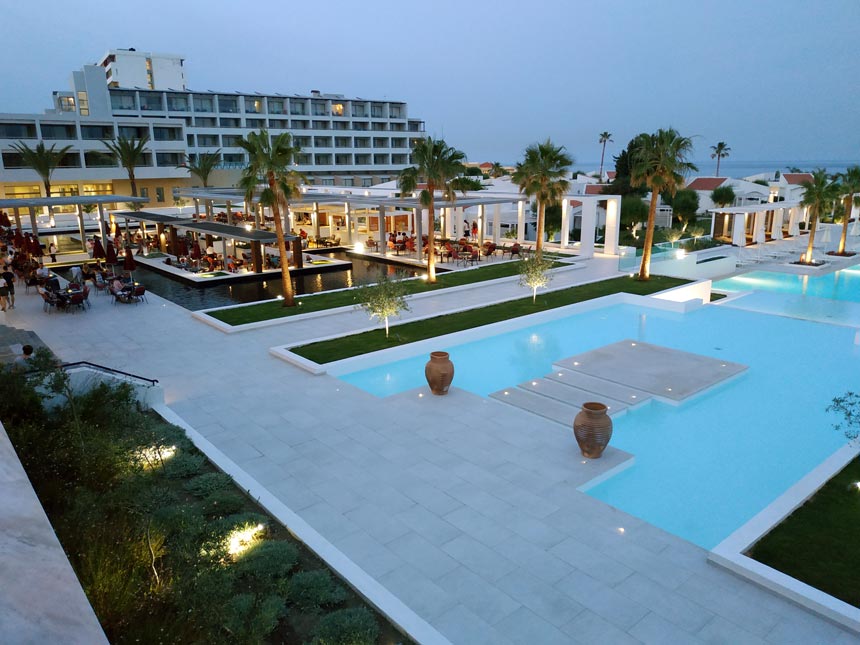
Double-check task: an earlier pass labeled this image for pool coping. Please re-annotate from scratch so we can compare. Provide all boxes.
[708,442,860,635]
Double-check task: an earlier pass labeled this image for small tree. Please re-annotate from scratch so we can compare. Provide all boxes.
[356,271,411,337]
[621,196,649,235]
[710,185,736,208]
[669,189,699,230]
[518,255,554,303]
[828,392,860,443]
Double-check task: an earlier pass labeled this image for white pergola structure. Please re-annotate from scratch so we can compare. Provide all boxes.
[558,193,622,257]
[708,201,804,247]
[0,194,147,251]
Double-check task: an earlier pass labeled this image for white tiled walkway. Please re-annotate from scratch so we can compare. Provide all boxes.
[6,258,857,644]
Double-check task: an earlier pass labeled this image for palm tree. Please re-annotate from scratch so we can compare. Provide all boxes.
[630,128,697,280]
[102,135,150,200]
[710,142,731,176]
[10,140,73,227]
[598,132,613,179]
[511,139,573,258]
[398,137,468,283]
[800,169,840,264]
[236,130,304,306]
[179,150,222,219]
[489,162,507,178]
[836,166,860,255]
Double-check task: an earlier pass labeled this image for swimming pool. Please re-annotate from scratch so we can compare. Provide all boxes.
[340,303,855,548]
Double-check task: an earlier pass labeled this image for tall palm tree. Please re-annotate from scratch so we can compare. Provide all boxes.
[710,141,731,176]
[598,131,613,179]
[398,137,468,283]
[630,128,697,280]
[102,135,150,200]
[489,162,507,178]
[511,139,573,258]
[10,140,73,226]
[800,169,840,264]
[179,150,222,219]
[835,166,860,255]
[236,130,304,306]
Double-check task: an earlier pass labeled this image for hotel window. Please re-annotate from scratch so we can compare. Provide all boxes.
[0,122,37,138]
[58,96,76,112]
[313,136,332,148]
[197,134,219,147]
[333,121,349,130]
[335,154,352,165]
[342,178,354,187]
[40,123,76,139]
[84,151,116,168]
[331,103,344,116]
[110,91,136,110]
[296,153,311,165]
[156,187,165,202]
[354,137,370,148]
[167,96,189,111]
[222,135,242,147]
[320,178,335,186]
[267,98,285,114]
[4,185,41,198]
[195,117,217,127]
[362,178,372,187]
[245,98,263,113]
[371,122,387,131]
[371,103,384,118]
[293,136,311,148]
[290,100,307,115]
[389,105,402,118]
[335,137,351,148]
[269,119,288,129]
[311,100,327,116]
[80,124,114,140]
[373,154,389,165]
[352,104,367,117]
[155,152,182,166]
[222,153,244,164]
[139,92,164,111]
[312,120,330,130]
[292,119,309,129]
[76,92,90,116]
[82,183,112,195]
[314,154,332,165]
[193,95,214,112]
[246,118,265,129]
[219,117,241,128]
[140,187,150,199]
[218,95,239,113]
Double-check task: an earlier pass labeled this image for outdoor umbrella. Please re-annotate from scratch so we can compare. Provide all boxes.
[93,236,106,260]
[123,247,137,279]
[105,242,118,273]
[178,238,189,256]
[190,241,202,260]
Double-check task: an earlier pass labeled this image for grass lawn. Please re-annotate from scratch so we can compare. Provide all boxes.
[292,275,688,363]
[748,457,860,608]
[207,258,564,326]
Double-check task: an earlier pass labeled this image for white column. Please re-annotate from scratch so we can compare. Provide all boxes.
[313,202,320,237]
[453,207,462,239]
[579,200,597,258]
[560,198,570,248]
[771,208,784,240]
[76,204,87,253]
[378,205,386,255]
[343,202,352,244]
[477,204,485,247]
[96,203,107,242]
[493,204,501,243]
[414,207,423,261]
[604,197,620,255]
[753,210,766,243]
[225,200,233,226]
[732,213,747,247]
[516,201,525,243]
[443,207,452,239]
[193,198,200,218]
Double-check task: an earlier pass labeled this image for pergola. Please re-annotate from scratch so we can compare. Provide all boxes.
[0,194,147,252]
[708,201,804,246]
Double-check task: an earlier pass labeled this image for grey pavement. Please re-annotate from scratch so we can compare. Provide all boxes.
[3,256,857,645]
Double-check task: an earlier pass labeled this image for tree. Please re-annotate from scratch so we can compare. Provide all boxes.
[598,131,613,179]
[710,185,736,208]
[398,137,468,283]
[179,150,222,220]
[236,130,304,306]
[605,140,647,197]
[629,128,697,280]
[710,142,731,176]
[669,188,699,230]
[835,166,860,255]
[620,196,649,233]
[102,135,150,202]
[463,166,483,177]
[356,271,411,338]
[518,255,554,303]
[511,139,573,258]
[489,162,507,178]
[800,169,840,264]
[10,140,73,226]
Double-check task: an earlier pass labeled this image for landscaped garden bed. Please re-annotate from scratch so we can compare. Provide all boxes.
[749,456,860,608]
[2,357,410,644]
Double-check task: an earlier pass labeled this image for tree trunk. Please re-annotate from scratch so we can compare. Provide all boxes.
[638,190,660,280]
[536,200,545,258]
[838,195,851,255]
[804,207,818,264]
[716,158,721,176]
[427,193,436,283]
[268,172,295,306]
[599,144,606,179]
[129,171,138,200]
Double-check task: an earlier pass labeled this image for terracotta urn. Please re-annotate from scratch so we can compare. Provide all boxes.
[573,402,613,459]
[425,351,454,395]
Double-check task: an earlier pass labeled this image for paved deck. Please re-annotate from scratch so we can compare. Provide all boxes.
[2,256,856,644]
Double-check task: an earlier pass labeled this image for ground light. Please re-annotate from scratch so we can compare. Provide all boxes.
[227,523,265,557]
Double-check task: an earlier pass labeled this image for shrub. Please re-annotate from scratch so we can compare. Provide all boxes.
[234,541,300,593]
[287,570,348,613]
[202,489,246,517]
[222,593,285,644]
[185,472,233,498]
[312,607,379,645]
[163,452,206,479]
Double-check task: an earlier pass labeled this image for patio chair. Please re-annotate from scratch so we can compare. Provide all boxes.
[93,273,108,295]
[40,290,57,313]
[67,292,86,313]
[132,285,147,304]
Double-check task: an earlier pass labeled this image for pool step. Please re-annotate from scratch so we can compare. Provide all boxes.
[518,378,631,416]
[489,387,584,426]
[545,368,652,410]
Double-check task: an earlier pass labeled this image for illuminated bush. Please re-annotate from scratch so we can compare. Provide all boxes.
[312,607,379,645]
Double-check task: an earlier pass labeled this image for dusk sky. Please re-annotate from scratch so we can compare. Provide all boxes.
[2,0,858,167]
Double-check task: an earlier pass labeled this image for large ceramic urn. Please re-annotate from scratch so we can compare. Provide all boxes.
[573,402,613,459]
[425,351,454,395]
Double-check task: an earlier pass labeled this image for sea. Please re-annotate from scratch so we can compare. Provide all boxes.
[575,159,860,180]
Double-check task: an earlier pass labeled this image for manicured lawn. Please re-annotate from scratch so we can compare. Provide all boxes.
[749,457,860,608]
[292,275,688,363]
[207,258,563,326]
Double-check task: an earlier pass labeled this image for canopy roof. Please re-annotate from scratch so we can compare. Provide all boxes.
[113,210,193,224]
[179,221,293,243]
[0,195,147,209]
[707,200,802,214]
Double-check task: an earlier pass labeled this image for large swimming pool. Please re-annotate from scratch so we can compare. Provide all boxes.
[340,303,856,548]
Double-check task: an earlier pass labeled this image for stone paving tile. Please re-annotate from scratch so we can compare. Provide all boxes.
[398,481,463,516]
[266,477,323,511]
[554,570,650,632]
[386,531,460,581]
[614,572,714,633]
[380,564,458,621]
[601,539,695,591]
[342,503,412,545]
[695,616,767,645]
[435,566,521,626]
[495,606,575,645]
[498,508,566,549]
[394,504,461,546]
[434,604,516,645]
[297,501,361,543]
[493,534,575,586]
[763,611,856,644]
[307,477,366,513]
[550,537,635,587]
[443,505,515,548]
[675,575,781,639]
[445,482,516,518]
[561,609,644,645]
[628,611,706,644]
[495,568,585,628]
[332,530,404,580]
[441,535,517,583]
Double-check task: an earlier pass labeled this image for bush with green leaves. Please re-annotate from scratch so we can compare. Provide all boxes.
[355,270,411,338]
[184,472,234,498]
[222,592,285,644]
[163,452,206,479]
[518,255,554,303]
[234,540,300,593]
[203,488,247,517]
[287,570,348,613]
[312,607,380,645]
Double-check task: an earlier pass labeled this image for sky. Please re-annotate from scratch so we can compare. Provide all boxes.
[1,0,858,167]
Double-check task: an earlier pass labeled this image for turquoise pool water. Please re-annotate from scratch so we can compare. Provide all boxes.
[340,303,856,548]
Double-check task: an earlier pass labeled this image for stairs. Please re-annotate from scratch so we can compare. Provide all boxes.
[0,324,48,364]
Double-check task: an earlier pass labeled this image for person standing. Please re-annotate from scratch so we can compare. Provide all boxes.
[48,241,58,263]
[1,266,15,309]
[0,273,9,312]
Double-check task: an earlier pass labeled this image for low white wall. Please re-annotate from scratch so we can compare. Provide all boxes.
[652,250,737,281]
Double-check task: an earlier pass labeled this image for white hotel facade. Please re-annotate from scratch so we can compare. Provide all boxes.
[0,49,425,213]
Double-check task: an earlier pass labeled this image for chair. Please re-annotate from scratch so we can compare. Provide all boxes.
[67,292,86,313]
[509,243,521,259]
[132,285,147,304]
[482,243,496,260]
[40,290,56,313]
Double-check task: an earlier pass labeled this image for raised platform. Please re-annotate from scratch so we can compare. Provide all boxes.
[490,339,748,424]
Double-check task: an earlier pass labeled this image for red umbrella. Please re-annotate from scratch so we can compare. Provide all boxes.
[123,247,137,274]
[190,241,202,259]
[93,237,107,260]
[105,242,118,265]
